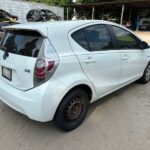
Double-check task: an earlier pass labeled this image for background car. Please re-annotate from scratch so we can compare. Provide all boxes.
[0,9,18,22]
[0,9,19,32]
[140,18,150,30]
[26,9,62,22]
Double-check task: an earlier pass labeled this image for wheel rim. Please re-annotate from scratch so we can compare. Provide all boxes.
[64,97,84,122]
[145,65,150,81]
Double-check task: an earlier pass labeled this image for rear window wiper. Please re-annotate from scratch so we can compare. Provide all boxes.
[1,46,9,59]
[0,46,6,51]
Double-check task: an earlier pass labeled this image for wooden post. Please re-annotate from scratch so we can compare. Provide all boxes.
[92,5,95,20]
[120,4,125,25]
[67,7,69,20]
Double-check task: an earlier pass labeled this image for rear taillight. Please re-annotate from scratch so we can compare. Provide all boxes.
[35,58,46,78]
[35,58,55,78]
[34,39,59,87]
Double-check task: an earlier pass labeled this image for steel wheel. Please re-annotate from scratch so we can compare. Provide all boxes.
[145,65,150,81]
[54,88,90,131]
[64,97,84,122]
[139,63,150,84]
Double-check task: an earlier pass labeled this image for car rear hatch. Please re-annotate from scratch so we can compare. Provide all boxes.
[0,29,44,91]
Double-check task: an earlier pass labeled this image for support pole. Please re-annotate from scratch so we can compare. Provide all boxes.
[102,9,104,20]
[84,10,86,17]
[120,4,125,25]
[67,7,69,20]
[92,5,95,20]
[129,8,131,22]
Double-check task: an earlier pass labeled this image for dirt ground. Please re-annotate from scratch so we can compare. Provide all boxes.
[134,32,150,44]
[0,82,150,150]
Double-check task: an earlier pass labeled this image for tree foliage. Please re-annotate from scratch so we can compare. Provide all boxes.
[26,0,133,6]
[26,0,70,6]
[77,0,132,3]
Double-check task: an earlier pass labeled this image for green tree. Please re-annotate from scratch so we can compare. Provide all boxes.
[26,0,71,6]
[77,0,133,3]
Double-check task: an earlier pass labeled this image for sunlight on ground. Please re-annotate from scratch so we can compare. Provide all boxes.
[134,32,150,44]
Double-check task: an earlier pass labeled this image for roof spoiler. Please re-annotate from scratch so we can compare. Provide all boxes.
[2,26,48,37]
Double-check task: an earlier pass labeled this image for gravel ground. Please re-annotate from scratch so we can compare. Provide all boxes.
[0,82,150,150]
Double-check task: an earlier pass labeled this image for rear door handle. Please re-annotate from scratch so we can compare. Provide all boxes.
[122,55,129,60]
[84,57,95,64]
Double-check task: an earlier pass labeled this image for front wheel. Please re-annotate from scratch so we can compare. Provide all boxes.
[54,88,90,131]
[139,63,150,83]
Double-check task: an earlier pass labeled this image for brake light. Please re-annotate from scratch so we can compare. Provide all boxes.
[35,58,46,78]
[34,39,59,87]
[34,58,55,79]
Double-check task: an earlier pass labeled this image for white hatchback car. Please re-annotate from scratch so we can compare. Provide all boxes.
[0,20,150,131]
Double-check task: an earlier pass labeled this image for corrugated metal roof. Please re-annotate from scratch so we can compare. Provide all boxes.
[66,0,150,8]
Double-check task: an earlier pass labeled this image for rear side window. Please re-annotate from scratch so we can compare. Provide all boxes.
[84,25,113,51]
[72,29,89,50]
[0,30,43,57]
[112,26,140,49]
[72,25,113,52]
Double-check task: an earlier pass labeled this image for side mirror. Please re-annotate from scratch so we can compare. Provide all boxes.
[140,41,149,50]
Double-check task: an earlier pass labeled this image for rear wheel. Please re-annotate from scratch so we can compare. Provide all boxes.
[54,88,90,131]
[139,63,150,83]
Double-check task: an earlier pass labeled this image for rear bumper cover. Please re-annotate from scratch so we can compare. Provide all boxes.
[0,78,66,122]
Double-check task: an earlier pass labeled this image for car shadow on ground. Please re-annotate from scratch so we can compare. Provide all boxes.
[86,82,140,118]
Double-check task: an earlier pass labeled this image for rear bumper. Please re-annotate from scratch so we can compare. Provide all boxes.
[0,78,66,122]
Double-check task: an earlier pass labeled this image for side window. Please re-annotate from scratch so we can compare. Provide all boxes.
[112,26,140,49]
[34,10,40,18]
[27,10,34,18]
[47,10,54,16]
[84,25,113,51]
[72,29,89,50]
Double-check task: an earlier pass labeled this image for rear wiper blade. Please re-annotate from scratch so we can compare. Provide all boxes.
[1,46,9,60]
[1,46,6,51]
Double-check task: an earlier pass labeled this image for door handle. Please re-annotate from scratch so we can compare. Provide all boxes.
[122,55,129,60]
[84,57,95,64]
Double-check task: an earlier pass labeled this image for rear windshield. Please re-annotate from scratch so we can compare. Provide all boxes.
[0,30,43,57]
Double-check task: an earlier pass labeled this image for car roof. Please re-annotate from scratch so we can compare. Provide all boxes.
[2,20,119,37]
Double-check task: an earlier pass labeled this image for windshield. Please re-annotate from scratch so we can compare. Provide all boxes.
[0,30,43,57]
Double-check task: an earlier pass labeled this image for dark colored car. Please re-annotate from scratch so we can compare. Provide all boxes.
[0,9,18,22]
[26,9,62,22]
[0,9,19,32]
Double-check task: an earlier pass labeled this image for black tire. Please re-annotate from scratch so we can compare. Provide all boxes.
[54,88,90,131]
[139,62,150,84]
